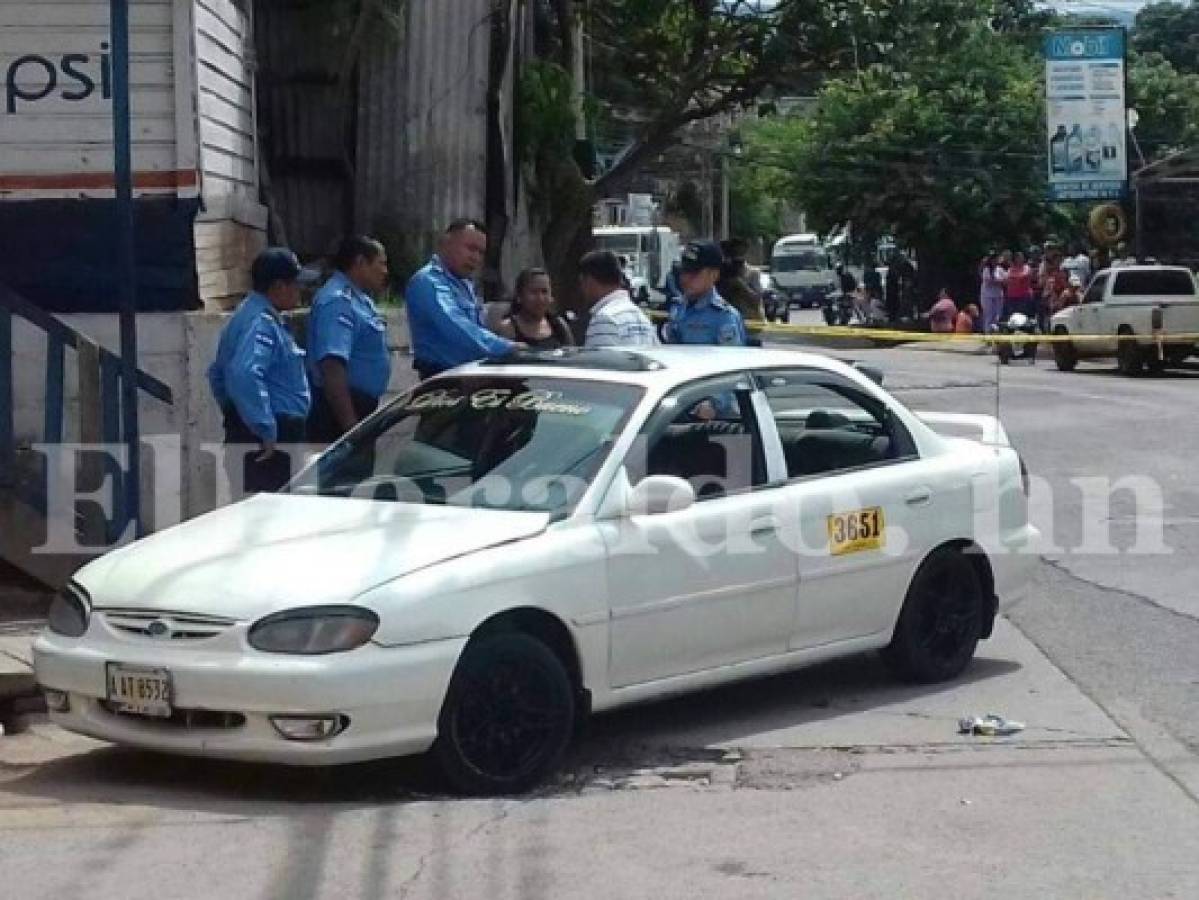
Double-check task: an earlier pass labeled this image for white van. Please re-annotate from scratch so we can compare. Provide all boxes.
[771,234,838,308]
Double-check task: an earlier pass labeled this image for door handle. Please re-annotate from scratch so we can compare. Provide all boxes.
[904,488,932,507]
[750,520,778,537]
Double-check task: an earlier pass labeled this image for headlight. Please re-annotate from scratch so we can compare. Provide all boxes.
[248,606,379,655]
[47,582,91,638]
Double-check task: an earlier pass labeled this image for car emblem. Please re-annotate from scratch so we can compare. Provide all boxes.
[146,620,172,639]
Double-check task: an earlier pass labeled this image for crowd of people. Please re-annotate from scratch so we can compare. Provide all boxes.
[207,219,753,494]
[965,240,1135,335]
[915,241,1119,337]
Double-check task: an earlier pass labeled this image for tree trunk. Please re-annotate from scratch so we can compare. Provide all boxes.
[535,150,596,334]
[913,242,975,317]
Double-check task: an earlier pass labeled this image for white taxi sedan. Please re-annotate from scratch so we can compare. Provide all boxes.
[35,347,1038,794]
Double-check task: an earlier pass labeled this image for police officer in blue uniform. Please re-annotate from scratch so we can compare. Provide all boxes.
[663,241,749,347]
[406,219,518,380]
[307,235,393,442]
[208,248,311,494]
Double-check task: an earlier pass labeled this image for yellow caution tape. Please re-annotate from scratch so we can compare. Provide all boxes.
[649,311,1199,345]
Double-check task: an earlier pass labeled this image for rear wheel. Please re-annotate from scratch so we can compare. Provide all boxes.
[434,633,575,795]
[1053,328,1078,371]
[1117,330,1144,376]
[883,548,984,683]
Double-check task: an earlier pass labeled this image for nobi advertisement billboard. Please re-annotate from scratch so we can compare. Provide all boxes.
[1045,28,1128,202]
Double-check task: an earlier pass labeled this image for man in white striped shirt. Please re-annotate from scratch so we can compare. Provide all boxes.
[579,251,659,348]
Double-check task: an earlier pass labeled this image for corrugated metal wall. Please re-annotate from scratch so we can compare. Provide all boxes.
[255,0,538,283]
[253,1,353,259]
[355,0,492,259]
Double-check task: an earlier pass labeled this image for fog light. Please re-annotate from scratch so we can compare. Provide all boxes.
[270,715,347,742]
[43,689,70,712]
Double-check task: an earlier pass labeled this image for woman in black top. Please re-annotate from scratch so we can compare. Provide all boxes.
[497,268,574,350]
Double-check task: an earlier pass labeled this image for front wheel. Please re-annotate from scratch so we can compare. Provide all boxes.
[1117,332,1144,376]
[1053,329,1078,371]
[434,633,575,795]
[883,548,984,683]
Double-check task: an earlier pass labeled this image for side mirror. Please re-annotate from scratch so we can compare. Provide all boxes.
[627,475,696,516]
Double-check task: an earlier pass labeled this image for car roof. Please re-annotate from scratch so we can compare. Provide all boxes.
[454,346,851,387]
[1097,265,1194,276]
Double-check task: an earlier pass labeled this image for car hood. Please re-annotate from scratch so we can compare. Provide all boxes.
[76,495,550,621]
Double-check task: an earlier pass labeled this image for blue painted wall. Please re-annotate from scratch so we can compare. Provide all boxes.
[0,196,201,312]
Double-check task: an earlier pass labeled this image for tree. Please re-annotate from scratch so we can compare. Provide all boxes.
[1133,2,1199,75]
[1128,51,1199,161]
[739,20,1063,306]
[520,0,877,316]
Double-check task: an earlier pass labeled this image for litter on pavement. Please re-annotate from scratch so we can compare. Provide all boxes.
[958,714,1026,737]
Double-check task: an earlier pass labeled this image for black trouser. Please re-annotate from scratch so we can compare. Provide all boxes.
[222,409,307,494]
[307,387,380,444]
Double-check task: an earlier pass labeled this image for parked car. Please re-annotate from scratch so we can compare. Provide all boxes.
[35,348,1038,794]
[1050,266,1199,375]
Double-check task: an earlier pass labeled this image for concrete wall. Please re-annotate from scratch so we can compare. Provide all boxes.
[10,308,416,530]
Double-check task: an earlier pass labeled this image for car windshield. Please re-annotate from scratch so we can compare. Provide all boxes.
[1111,270,1196,297]
[774,251,828,272]
[289,376,644,515]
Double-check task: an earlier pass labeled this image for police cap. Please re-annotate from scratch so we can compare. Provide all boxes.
[680,240,724,274]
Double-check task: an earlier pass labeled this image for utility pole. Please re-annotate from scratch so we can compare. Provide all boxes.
[702,153,714,238]
[110,0,141,539]
[720,153,730,241]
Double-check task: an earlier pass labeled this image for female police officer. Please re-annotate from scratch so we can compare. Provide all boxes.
[307,235,393,442]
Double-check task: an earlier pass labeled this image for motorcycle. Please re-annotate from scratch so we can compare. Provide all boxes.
[821,291,856,327]
[763,286,789,323]
[991,311,1039,364]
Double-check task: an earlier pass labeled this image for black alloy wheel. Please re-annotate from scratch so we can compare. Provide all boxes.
[434,633,575,795]
[884,548,985,684]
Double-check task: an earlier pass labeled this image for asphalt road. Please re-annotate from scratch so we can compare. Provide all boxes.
[805,331,1199,765]
[1,325,1197,897]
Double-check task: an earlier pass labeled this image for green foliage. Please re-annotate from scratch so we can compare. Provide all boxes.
[1128,51,1199,157]
[741,23,1059,274]
[517,61,579,161]
[1133,2,1199,75]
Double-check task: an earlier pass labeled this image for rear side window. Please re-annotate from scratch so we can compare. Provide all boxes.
[755,370,917,480]
[1112,270,1196,297]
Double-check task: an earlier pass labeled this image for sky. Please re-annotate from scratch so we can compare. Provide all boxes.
[1041,1,1153,26]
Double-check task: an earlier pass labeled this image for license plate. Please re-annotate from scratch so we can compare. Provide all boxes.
[828,507,886,557]
[106,664,173,718]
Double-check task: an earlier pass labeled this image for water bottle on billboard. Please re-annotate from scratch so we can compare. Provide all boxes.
[1085,126,1102,172]
[1050,125,1069,174]
[1067,125,1085,173]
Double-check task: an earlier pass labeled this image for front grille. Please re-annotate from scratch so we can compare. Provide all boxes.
[100,609,237,642]
[100,702,246,730]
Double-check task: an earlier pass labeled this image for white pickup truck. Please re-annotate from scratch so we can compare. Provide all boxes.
[1050,265,1199,375]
